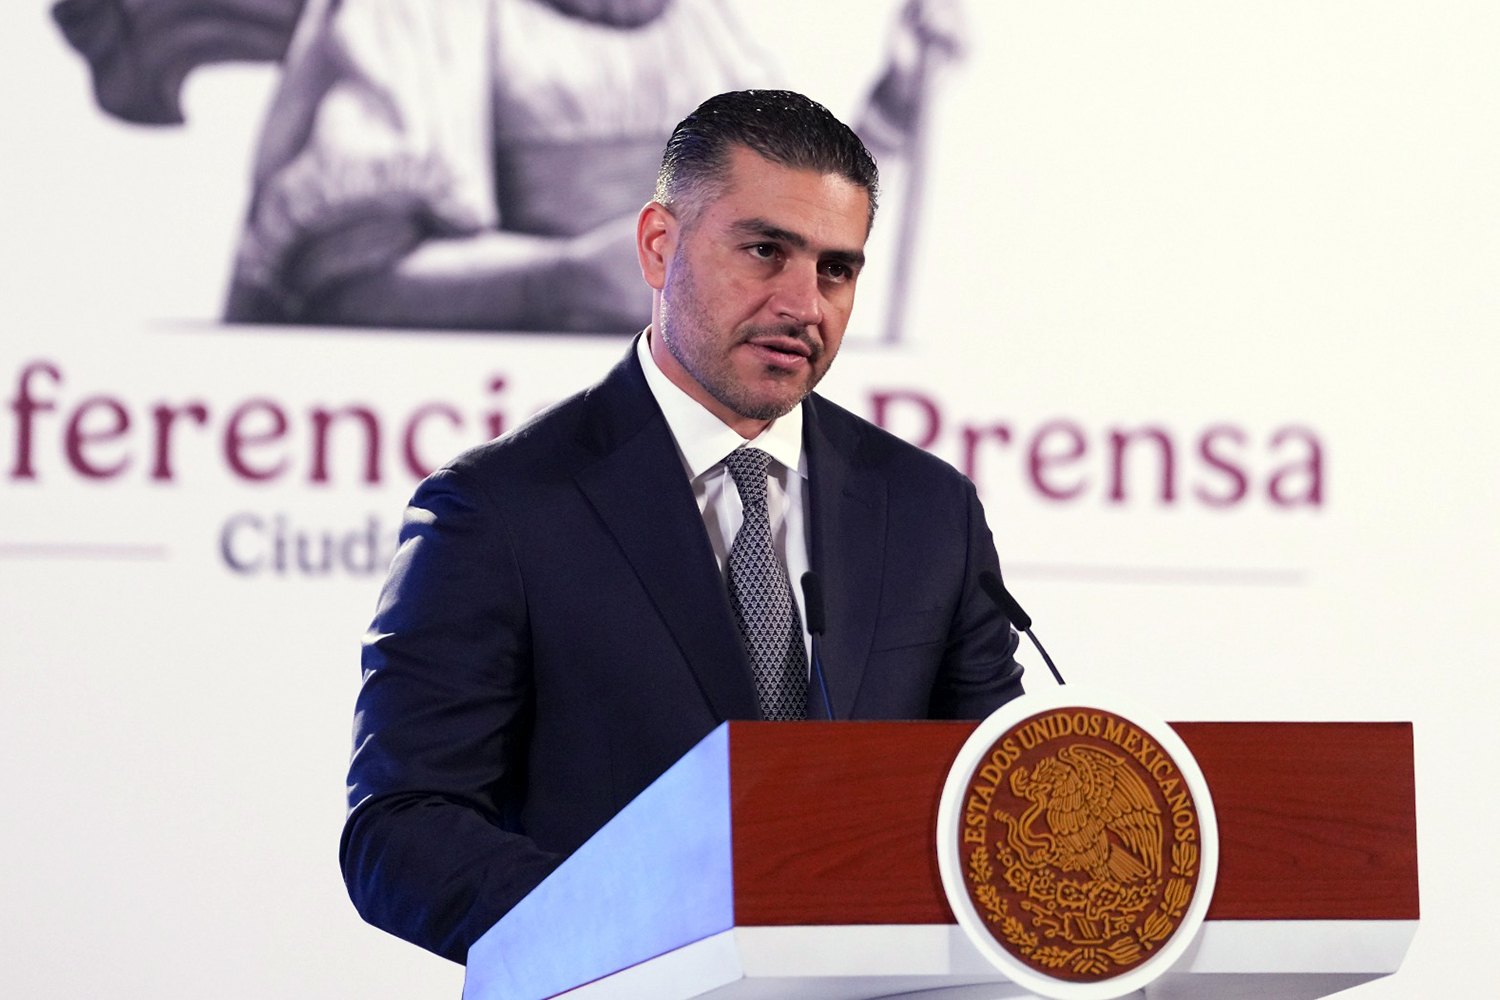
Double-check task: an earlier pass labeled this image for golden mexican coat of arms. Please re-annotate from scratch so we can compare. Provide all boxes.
[952,705,1208,987]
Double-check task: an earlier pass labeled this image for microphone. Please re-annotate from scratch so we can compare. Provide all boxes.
[800,571,836,720]
[979,569,1065,686]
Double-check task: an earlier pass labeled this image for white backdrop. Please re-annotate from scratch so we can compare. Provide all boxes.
[3,3,1497,997]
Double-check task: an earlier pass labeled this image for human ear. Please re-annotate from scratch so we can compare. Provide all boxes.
[636,201,676,291]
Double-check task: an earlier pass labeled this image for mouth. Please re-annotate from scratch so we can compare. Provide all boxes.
[744,333,815,368]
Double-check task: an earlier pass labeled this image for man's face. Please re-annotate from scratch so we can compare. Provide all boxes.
[645,146,870,436]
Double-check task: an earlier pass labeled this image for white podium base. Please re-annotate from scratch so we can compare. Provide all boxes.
[541,921,1412,1000]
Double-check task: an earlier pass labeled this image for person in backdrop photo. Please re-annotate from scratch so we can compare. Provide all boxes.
[221,0,963,333]
[341,89,1025,963]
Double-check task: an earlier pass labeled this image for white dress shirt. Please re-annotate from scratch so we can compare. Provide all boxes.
[636,333,813,664]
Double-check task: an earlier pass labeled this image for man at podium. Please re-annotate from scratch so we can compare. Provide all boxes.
[342,89,1026,962]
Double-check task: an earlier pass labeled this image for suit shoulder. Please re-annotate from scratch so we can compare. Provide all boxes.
[808,393,972,488]
[439,349,652,486]
[443,385,595,481]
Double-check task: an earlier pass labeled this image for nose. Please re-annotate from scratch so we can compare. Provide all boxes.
[770,261,824,327]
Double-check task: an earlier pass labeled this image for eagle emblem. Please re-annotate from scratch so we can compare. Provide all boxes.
[1006,745,1162,887]
[950,707,1207,987]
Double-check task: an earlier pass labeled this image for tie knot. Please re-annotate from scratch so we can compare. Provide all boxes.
[723,447,773,507]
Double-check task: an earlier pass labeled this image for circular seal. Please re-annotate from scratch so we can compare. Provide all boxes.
[937,688,1218,1000]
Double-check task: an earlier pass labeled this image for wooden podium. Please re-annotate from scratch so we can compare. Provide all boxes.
[464,721,1417,1000]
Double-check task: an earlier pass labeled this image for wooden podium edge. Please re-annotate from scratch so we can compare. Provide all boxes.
[728,721,1418,924]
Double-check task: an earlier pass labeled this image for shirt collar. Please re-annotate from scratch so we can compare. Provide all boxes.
[637,330,806,481]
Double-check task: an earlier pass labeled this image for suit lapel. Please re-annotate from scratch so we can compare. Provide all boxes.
[573,347,760,722]
[804,397,887,720]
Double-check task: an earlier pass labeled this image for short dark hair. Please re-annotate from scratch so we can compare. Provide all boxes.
[655,90,879,230]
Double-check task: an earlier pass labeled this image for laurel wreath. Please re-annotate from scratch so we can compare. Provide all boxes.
[968,846,1037,950]
[965,832,1201,973]
[1139,841,1199,949]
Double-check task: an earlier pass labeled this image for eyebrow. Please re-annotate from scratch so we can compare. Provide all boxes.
[729,218,866,270]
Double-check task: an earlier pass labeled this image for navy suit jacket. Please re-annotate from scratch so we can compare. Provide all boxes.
[341,343,1024,961]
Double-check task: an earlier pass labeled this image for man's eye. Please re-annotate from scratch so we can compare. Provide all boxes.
[748,244,778,260]
[821,262,853,281]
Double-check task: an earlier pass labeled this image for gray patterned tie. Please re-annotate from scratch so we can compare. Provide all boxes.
[722,447,808,721]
